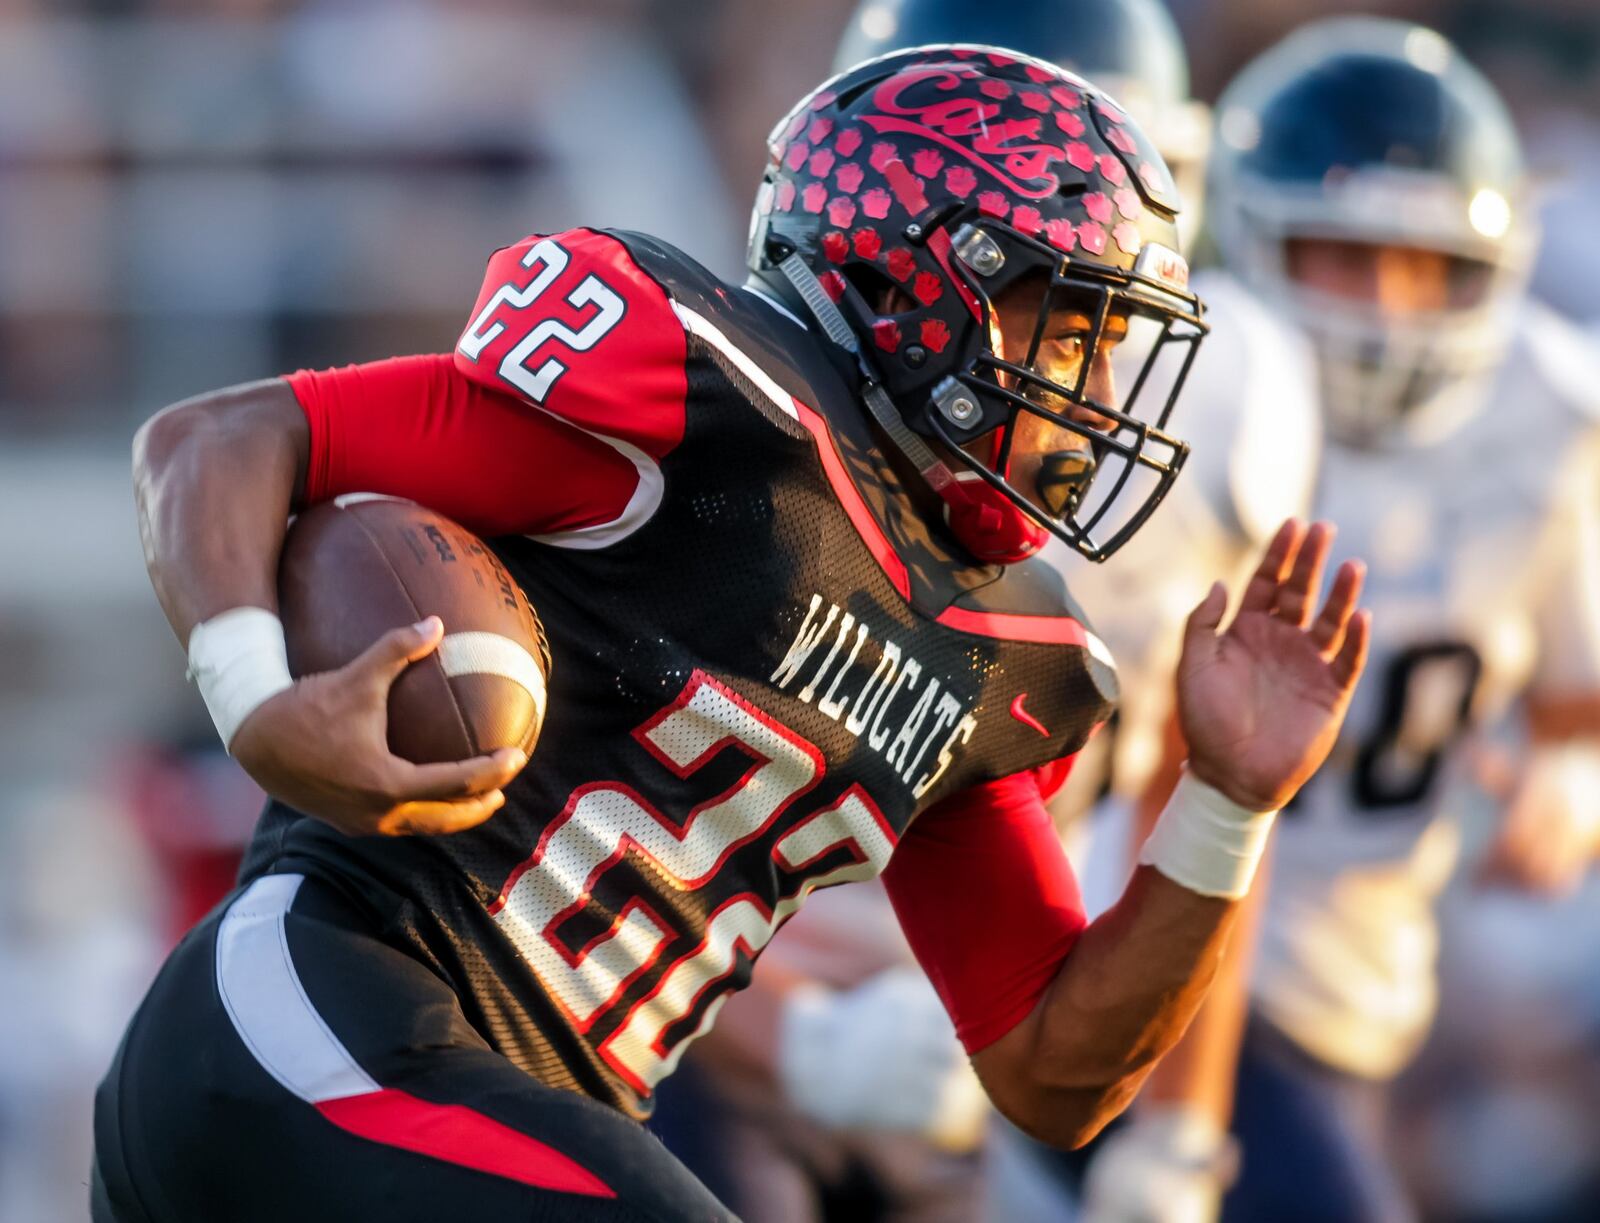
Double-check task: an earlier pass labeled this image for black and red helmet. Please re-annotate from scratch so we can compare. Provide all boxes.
[748,45,1206,563]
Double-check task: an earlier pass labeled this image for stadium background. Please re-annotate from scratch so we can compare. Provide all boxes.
[0,1,1597,1218]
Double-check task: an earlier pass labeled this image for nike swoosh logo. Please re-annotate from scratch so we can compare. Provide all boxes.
[1010,693,1050,738]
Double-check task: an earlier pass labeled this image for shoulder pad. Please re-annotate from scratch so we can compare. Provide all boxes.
[455,229,689,458]
[619,229,854,410]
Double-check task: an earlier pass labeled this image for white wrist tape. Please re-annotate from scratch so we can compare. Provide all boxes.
[186,607,294,752]
[1139,771,1278,900]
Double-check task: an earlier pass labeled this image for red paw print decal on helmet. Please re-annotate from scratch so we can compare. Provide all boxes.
[873,319,902,352]
[1105,125,1138,156]
[809,148,836,178]
[835,128,863,157]
[912,148,946,178]
[785,143,810,173]
[802,183,828,213]
[828,196,857,228]
[1055,111,1086,139]
[807,117,834,144]
[912,271,944,305]
[977,191,1010,219]
[870,142,900,173]
[1097,155,1127,185]
[1083,193,1114,224]
[920,319,952,354]
[945,165,978,198]
[1011,206,1044,237]
[1045,218,1078,251]
[1076,223,1108,255]
[836,162,865,193]
[853,228,883,260]
[821,231,849,263]
[886,247,916,282]
[861,188,893,220]
[1065,142,1096,172]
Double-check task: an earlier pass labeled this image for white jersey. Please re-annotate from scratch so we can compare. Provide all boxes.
[1055,269,1322,827]
[1253,300,1600,1078]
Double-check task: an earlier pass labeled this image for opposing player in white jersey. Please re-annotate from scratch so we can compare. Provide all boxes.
[1103,19,1600,1223]
[643,5,1325,1221]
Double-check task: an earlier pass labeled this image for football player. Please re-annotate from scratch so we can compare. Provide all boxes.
[1091,19,1600,1223]
[97,47,1370,1222]
[649,6,1324,1220]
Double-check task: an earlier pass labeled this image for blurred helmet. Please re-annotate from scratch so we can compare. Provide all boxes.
[1210,19,1534,447]
[834,0,1212,251]
[747,46,1206,563]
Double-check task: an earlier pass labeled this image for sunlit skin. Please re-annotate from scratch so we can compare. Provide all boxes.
[1286,236,1490,315]
[876,279,1128,520]
[972,280,1129,516]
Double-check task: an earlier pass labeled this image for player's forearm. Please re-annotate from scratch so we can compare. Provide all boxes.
[976,865,1238,1148]
[1136,858,1264,1128]
[133,378,308,644]
[1129,719,1263,1129]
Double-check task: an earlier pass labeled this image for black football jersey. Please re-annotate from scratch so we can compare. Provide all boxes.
[243,228,1118,1118]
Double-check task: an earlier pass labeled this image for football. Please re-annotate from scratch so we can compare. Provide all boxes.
[278,494,550,765]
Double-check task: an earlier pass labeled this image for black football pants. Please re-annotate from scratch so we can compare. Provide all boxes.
[92,870,735,1222]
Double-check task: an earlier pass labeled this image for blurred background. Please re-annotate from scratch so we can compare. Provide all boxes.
[1,1,1597,1220]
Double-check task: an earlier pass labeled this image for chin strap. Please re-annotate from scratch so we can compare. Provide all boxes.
[778,254,1046,564]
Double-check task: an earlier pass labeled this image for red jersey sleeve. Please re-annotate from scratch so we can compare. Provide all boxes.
[286,354,641,539]
[881,766,1086,1054]
[453,228,688,461]
[288,228,692,545]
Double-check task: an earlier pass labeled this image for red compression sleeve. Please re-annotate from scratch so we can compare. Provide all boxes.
[286,354,640,538]
[882,767,1086,1053]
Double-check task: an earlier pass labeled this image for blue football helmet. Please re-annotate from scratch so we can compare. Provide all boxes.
[1209,19,1534,445]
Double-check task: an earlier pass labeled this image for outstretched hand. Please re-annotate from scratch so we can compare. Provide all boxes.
[1177,519,1370,812]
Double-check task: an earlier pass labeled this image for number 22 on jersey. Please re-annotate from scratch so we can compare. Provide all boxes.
[488,670,898,1094]
[457,237,625,405]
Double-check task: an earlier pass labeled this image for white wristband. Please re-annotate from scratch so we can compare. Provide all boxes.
[1138,770,1277,900]
[186,607,294,752]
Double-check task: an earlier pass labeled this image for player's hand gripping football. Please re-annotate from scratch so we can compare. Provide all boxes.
[1177,519,1370,812]
[230,617,526,837]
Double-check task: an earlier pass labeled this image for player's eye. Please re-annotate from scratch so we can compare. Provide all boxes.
[1041,332,1089,360]
[1041,321,1087,346]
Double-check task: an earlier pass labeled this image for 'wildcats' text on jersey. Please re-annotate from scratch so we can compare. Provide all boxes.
[770,593,980,799]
